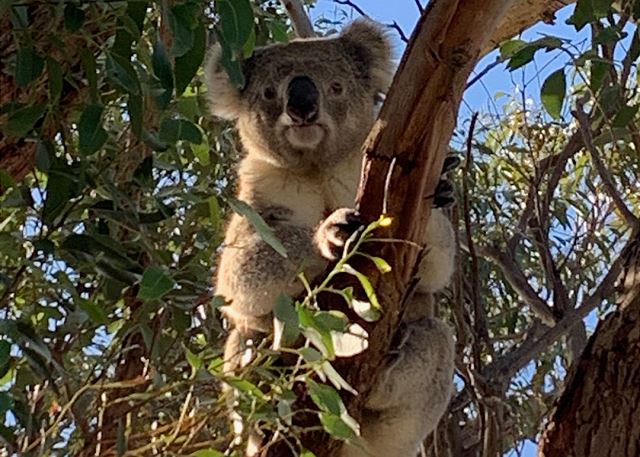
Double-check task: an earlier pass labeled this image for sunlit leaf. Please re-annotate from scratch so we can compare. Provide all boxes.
[540,69,566,120]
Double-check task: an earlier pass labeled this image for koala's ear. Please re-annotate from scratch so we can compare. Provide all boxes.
[339,19,394,92]
[204,44,242,120]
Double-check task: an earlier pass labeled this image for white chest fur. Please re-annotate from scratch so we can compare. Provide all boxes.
[236,154,362,227]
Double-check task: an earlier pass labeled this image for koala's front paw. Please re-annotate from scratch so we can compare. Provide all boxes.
[314,208,363,261]
[432,155,461,209]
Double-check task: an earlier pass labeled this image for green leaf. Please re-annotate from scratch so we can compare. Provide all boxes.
[138,266,175,301]
[168,3,198,57]
[505,37,563,71]
[299,347,323,362]
[159,118,202,144]
[35,141,51,171]
[499,39,526,59]
[64,2,85,32]
[106,53,141,95]
[594,26,626,45]
[47,58,63,104]
[308,380,342,415]
[42,159,84,225]
[185,348,203,371]
[566,0,594,30]
[15,47,44,87]
[216,0,254,51]
[152,37,174,109]
[318,412,357,440]
[366,255,391,273]
[540,69,566,120]
[128,95,143,137]
[267,19,289,43]
[190,450,224,457]
[175,22,206,94]
[191,137,211,166]
[592,0,614,17]
[340,264,381,310]
[0,392,13,413]
[216,29,245,88]
[80,49,98,102]
[226,198,288,258]
[78,104,108,155]
[0,341,10,370]
[3,104,46,137]
[612,105,639,128]
[273,294,300,345]
[78,299,109,325]
[112,1,147,58]
[590,60,609,91]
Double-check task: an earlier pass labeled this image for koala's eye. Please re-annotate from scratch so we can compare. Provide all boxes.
[329,81,344,96]
[263,87,277,100]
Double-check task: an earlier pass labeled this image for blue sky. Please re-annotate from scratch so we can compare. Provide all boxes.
[309,2,588,456]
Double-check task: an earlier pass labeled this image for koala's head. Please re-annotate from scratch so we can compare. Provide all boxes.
[205,19,393,170]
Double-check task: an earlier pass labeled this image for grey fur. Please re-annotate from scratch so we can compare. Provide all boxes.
[207,18,455,457]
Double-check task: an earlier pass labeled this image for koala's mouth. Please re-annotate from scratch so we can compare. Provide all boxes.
[285,124,325,149]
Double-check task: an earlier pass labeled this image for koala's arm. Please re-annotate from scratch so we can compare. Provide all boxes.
[216,213,322,332]
[418,208,455,293]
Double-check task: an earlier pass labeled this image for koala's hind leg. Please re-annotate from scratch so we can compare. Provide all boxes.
[340,316,454,457]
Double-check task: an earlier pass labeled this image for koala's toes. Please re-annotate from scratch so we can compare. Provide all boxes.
[315,208,363,260]
[441,155,461,174]
[433,178,456,208]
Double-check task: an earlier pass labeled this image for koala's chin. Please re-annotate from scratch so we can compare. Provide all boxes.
[284,125,325,150]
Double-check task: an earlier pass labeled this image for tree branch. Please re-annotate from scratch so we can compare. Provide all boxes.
[573,106,640,230]
[280,0,315,38]
[485,227,639,384]
[475,244,557,325]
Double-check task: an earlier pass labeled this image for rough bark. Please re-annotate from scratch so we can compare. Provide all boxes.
[538,235,640,457]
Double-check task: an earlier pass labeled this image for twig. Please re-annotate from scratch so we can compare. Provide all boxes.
[485,229,639,383]
[573,106,640,229]
[388,21,409,43]
[462,113,490,346]
[334,0,367,18]
[474,244,557,326]
[466,56,504,89]
[413,0,424,13]
[279,0,315,38]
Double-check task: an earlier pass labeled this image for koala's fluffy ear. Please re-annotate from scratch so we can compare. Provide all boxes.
[204,44,242,120]
[339,19,394,92]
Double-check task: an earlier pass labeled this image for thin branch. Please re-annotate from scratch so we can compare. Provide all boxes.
[466,56,505,89]
[280,0,315,38]
[485,228,639,383]
[474,244,557,326]
[413,0,424,13]
[333,0,367,18]
[388,20,409,43]
[462,113,490,346]
[573,106,640,229]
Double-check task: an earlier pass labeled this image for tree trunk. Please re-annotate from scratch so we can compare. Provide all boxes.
[538,234,640,457]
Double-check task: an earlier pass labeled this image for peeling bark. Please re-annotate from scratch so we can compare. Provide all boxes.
[538,236,640,457]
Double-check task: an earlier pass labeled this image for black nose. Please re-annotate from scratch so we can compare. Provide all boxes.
[287,76,319,125]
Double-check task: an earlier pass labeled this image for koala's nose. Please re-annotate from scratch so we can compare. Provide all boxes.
[287,76,319,125]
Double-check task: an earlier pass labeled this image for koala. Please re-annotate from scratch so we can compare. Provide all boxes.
[206,19,455,457]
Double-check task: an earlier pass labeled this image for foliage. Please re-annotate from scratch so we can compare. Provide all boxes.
[0,0,639,456]
[0,1,306,455]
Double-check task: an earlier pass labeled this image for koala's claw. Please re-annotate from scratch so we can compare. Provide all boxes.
[442,155,461,174]
[431,155,461,209]
[315,208,363,260]
[433,178,456,208]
